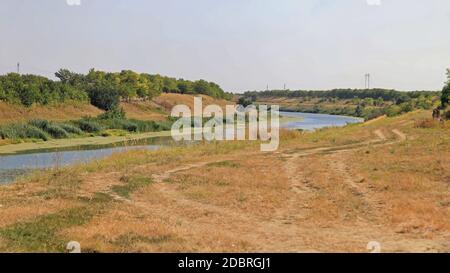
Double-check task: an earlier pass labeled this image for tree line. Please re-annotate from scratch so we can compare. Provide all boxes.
[0,69,231,110]
[242,88,440,105]
[238,87,441,121]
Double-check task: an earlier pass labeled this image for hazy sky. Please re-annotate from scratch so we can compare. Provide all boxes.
[1,0,449,92]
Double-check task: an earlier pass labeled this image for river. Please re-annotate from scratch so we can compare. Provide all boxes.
[0,112,362,184]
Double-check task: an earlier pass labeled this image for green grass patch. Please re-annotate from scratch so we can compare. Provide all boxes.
[0,206,97,252]
[111,176,154,198]
[207,160,241,168]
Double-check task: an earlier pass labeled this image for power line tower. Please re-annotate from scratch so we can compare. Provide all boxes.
[364,73,371,89]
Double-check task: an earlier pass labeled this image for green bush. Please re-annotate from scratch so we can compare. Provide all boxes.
[77,120,103,133]
[385,105,402,117]
[45,124,69,139]
[98,108,126,120]
[445,111,450,120]
[130,119,173,132]
[99,118,138,132]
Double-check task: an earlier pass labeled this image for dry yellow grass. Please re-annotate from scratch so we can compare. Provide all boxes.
[0,110,449,253]
[0,102,103,125]
[0,93,232,125]
[153,93,232,112]
[120,100,168,121]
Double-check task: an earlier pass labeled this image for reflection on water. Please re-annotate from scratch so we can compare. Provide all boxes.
[0,136,183,184]
[0,112,362,184]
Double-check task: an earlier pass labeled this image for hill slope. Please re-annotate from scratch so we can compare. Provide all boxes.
[0,93,233,125]
[0,102,103,125]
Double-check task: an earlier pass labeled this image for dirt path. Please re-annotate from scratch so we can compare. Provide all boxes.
[110,128,413,252]
[78,127,445,252]
[392,129,407,141]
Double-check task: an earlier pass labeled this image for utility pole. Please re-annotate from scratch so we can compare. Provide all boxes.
[364,73,371,89]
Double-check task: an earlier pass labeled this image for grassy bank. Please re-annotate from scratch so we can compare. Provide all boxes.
[0,108,174,145]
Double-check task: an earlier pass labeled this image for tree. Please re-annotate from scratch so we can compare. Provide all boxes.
[441,70,450,109]
[0,85,5,101]
[355,105,364,117]
[87,84,120,111]
[238,96,253,107]
[19,84,40,107]
[375,97,384,106]
[162,77,179,93]
[193,80,210,95]
[442,85,450,108]
[177,80,194,94]
[55,69,85,86]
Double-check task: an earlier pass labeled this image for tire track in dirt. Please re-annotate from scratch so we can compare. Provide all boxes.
[97,128,408,251]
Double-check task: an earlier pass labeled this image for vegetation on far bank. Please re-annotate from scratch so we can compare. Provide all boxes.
[0,108,174,143]
[239,83,446,120]
[0,69,232,109]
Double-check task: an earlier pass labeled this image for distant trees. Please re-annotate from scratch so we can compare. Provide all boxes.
[0,69,229,108]
[241,87,439,120]
[0,73,89,106]
[237,96,253,107]
[243,88,440,103]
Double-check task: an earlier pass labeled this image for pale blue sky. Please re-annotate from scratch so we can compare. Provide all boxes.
[1,0,449,92]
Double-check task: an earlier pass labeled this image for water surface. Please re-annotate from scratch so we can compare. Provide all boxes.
[0,112,362,184]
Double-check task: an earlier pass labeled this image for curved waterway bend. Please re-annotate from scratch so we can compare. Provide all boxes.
[0,112,363,184]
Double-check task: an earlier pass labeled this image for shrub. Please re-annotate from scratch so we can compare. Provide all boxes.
[45,124,69,139]
[385,105,402,117]
[59,124,83,135]
[77,120,103,133]
[98,107,126,120]
[29,119,51,130]
[100,119,138,132]
[87,84,120,111]
[445,111,450,120]
[129,119,173,132]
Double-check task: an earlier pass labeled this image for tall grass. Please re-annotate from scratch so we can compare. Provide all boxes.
[76,119,103,133]
[59,124,83,135]
[0,111,175,142]
[0,123,49,141]
[29,120,70,139]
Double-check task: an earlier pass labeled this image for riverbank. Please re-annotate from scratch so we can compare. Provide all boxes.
[0,130,173,155]
[0,110,448,252]
[0,112,339,155]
